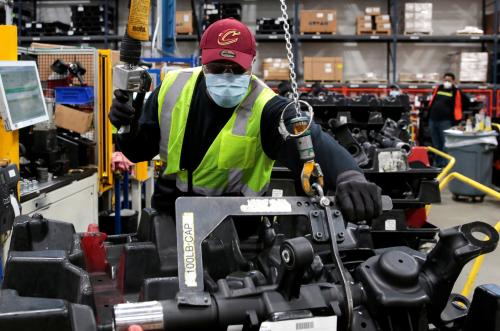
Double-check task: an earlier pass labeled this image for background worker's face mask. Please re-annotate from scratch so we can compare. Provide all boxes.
[205,73,251,108]
[443,81,453,89]
[389,90,400,97]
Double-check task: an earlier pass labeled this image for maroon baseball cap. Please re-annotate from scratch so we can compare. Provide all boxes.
[200,18,256,70]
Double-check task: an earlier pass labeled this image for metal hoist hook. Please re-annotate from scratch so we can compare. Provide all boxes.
[277,0,323,196]
[277,3,353,328]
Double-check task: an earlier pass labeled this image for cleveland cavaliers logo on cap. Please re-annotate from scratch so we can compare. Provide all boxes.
[217,29,241,46]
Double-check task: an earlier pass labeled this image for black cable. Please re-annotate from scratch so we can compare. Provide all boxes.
[120,33,142,65]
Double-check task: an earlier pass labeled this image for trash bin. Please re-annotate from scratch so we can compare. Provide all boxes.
[444,130,498,202]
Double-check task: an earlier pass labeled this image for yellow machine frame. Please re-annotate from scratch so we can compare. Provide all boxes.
[96,49,149,192]
[97,50,114,193]
[0,26,19,168]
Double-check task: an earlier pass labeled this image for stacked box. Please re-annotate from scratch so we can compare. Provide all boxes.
[375,15,391,33]
[262,58,290,81]
[299,10,336,34]
[451,52,489,83]
[404,3,432,34]
[357,12,391,35]
[202,3,241,31]
[304,57,343,82]
[356,15,373,34]
[71,5,115,35]
[14,4,73,37]
[365,7,381,16]
[176,11,193,34]
[257,17,292,34]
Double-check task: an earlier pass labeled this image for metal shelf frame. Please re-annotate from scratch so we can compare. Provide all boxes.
[16,0,119,48]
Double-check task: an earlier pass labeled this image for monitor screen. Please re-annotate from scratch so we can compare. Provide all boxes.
[0,61,49,131]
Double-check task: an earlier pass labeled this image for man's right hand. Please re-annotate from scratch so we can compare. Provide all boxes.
[109,94,135,129]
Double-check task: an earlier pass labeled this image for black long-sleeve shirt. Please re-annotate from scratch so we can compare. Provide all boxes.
[117,73,361,213]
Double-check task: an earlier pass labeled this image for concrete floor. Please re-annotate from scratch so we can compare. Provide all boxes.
[427,188,500,298]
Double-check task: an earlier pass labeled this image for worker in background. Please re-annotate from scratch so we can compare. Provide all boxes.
[109,18,382,225]
[388,84,401,97]
[427,72,463,167]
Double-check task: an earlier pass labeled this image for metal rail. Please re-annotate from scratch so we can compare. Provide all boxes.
[438,172,500,200]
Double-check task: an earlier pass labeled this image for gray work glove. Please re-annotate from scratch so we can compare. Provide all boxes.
[335,170,382,223]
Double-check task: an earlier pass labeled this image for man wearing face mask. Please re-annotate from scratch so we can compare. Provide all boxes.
[388,84,401,97]
[109,18,382,225]
[427,72,463,167]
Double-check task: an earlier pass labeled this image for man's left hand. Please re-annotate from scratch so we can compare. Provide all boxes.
[335,172,382,223]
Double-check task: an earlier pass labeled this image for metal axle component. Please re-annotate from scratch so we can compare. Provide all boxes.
[113,301,164,331]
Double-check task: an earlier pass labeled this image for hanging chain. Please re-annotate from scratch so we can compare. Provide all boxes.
[279,0,300,116]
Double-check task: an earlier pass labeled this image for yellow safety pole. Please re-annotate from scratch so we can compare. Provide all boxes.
[461,221,500,297]
[438,172,500,200]
[425,147,456,215]
[426,146,456,182]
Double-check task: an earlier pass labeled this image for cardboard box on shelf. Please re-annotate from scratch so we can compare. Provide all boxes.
[485,13,500,34]
[262,58,290,81]
[403,3,432,34]
[357,15,372,23]
[356,16,373,34]
[375,15,391,23]
[365,7,381,16]
[451,52,488,83]
[176,11,193,34]
[54,104,93,134]
[303,57,343,82]
[299,10,336,34]
[376,22,391,30]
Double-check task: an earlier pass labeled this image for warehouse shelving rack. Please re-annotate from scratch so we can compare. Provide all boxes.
[178,0,500,117]
[15,0,119,48]
[180,0,500,84]
[13,0,500,116]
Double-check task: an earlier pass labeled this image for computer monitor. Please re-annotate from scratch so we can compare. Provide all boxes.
[0,61,49,131]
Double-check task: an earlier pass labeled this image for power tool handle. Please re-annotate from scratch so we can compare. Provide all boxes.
[115,89,133,134]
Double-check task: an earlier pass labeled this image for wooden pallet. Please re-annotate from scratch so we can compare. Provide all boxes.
[374,30,391,35]
[456,32,483,36]
[400,80,438,84]
[357,30,391,36]
[357,30,374,35]
[304,80,342,84]
[300,31,336,35]
[350,79,388,84]
[404,31,432,35]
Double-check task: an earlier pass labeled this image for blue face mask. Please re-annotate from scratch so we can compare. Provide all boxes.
[389,90,400,97]
[205,73,251,108]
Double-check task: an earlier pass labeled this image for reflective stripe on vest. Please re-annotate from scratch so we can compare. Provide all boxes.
[437,91,453,97]
[159,70,194,161]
